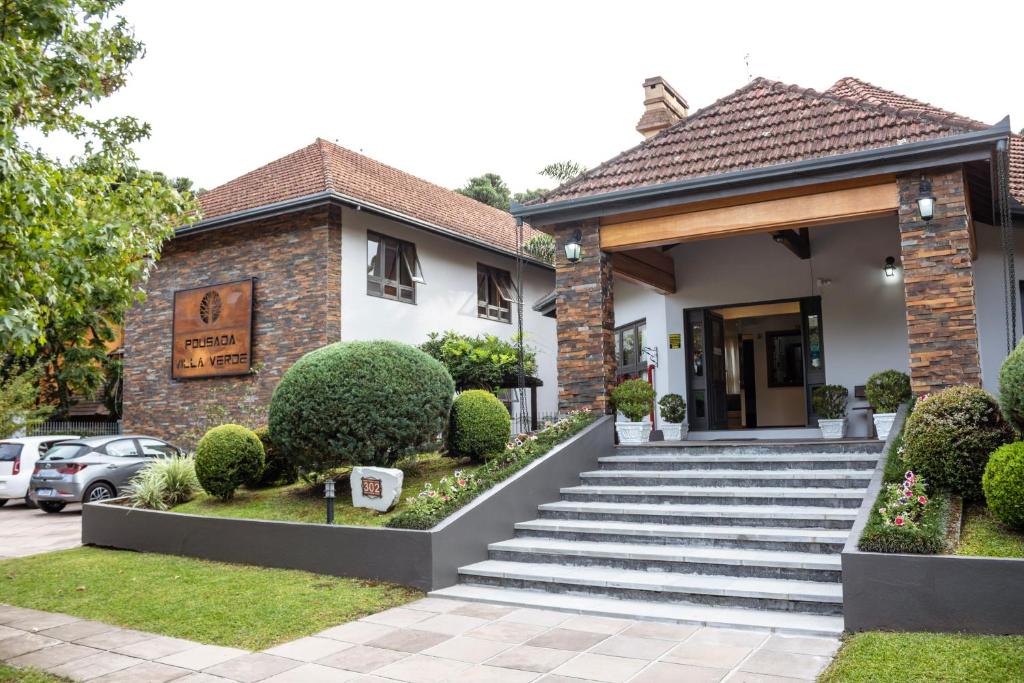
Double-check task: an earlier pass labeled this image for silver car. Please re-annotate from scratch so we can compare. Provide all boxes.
[29,435,182,513]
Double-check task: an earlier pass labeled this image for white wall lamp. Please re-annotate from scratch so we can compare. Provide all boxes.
[884,256,898,279]
[917,176,936,222]
[564,229,583,263]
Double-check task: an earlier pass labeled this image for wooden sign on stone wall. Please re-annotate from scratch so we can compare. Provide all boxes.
[172,278,254,379]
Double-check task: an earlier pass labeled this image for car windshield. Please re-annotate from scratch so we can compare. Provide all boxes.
[42,443,88,461]
[0,443,23,461]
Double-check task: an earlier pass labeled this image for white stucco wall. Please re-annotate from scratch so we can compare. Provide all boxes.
[973,221,1024,394]
[338,206,558,418]
[613,216,910,437]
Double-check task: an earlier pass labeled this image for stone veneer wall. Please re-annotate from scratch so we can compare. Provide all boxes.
[123,206,342,445]
[897,167,982,394]
[554,220,616,414]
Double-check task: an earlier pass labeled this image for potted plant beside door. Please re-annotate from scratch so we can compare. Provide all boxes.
[812,384,849,439]
[611,379,656,445]
[659,394,688,441]
[865,370,912,440]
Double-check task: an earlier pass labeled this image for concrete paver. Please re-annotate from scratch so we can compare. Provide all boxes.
[0,597,840,681]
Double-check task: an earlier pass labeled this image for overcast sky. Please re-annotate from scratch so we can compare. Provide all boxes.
[55,0,1024,194]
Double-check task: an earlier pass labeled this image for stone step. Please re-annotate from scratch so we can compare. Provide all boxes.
[538,501,858,529]
[430,584,845,637]
[514,518,848,553]
[598,453,879,471]
[560,485,867,508]
[616,441,884,455]
[457,560,843,615]
[487,537,841,583]
[578,469,872,488]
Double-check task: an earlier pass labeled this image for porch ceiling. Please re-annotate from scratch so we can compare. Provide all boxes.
[599,178,899,251]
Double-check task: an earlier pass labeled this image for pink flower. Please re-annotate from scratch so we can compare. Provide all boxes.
[895,516,905,526]
[457,479,466,487]
[918,495,927,505]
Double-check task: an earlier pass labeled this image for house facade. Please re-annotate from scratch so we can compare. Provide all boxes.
[517,77,1024,438]
[122,140,558,443]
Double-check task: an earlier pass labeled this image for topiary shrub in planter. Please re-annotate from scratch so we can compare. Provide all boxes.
[269,341,455,471]
[253,426,298,487]
[902,386,1014,500]
[612,379,655,445]
[999,339,1024,434]
[448,390,512,461]
[866,370,912,440]
[812,385,849,439]
[983,441,1024,528]
[658,394,687,441]
[194,424,265,501]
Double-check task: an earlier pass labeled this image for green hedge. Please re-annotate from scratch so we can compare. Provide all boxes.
[448,390,511,461]
[387,411,596,529]
[194,424,265,501]
[999,339,1024,434]
[859,419,951,554]
[983,442,1024,529]
[268,341,455,471]
[253,426,298,487]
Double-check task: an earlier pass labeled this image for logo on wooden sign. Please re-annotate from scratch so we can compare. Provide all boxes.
[172,278,254,379]
[361,477,383,499]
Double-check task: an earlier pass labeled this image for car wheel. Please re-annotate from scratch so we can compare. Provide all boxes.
[0,499,7,507]
[39,502,66,513]
[84,482,115,503]
[23,496,37,510]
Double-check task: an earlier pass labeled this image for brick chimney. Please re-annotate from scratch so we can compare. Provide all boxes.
[635,76,688,138]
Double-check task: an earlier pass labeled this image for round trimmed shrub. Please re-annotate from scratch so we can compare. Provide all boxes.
[903,386,1014,500]
[865,370,912,414]
[194,424,265,501]
[448,390,511,461]
[253,426,298,487]
[999,339,1024,434]
[659,394,687,423]
[983,442,1024,528]
[612,379,656,422]
[268,341,455,471]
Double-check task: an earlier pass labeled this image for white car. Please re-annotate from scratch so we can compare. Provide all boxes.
[0,436,78,507]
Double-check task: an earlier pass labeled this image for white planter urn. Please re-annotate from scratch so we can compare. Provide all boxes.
[661,422,688,441]
[616,421,653,445]
[873,412,897,441]
[818,418,847,440]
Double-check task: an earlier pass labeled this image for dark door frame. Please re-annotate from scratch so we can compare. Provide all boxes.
[683,295,825,432]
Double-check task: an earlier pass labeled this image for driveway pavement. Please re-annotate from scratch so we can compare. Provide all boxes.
[0,598,840,682]
[0,500,82,560]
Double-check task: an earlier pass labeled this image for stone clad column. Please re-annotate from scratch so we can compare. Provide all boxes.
[554,220,616,414]
[898,167,982,394]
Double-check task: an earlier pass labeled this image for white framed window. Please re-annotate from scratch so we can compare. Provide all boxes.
[477,264,517,323]
[367,231,425,304]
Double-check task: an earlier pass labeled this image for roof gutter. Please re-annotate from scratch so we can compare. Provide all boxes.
[513,118,1013,226]
[175,191,553,271]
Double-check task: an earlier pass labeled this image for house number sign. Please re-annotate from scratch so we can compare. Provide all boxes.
[361,477,383,499]
[171,278,254,379]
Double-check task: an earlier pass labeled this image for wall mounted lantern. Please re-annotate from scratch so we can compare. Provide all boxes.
[884,256,898,278]
[917,176,936,221]
[564,229,583,263]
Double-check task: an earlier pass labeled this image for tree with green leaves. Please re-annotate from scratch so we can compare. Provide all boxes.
[456,172,511,210]
[540,160,587,183]
[0,1,197,360]
[420,331,537,392]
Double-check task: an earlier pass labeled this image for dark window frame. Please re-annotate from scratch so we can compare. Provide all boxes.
[477,264,517,323]
[366,231,424,305]
[615,319,648,379]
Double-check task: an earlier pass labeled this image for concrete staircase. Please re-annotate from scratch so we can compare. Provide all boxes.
[431,440,883,636]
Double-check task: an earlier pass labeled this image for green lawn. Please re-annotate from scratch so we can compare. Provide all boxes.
[820,631,1024,683]
[173,452,476,526]
[0,547,420,650]
[956,504,1024,558]
[0,666,67,683]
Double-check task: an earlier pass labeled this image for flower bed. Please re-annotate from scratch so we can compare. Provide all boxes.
[858,409,951,554]
[386,410,595,529]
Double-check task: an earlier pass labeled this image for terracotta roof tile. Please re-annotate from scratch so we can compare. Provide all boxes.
[197,139,544,257]
[540,76,1022,204]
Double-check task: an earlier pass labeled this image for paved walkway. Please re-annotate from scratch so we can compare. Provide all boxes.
[0,502,81,559]
[0,599,838,682]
